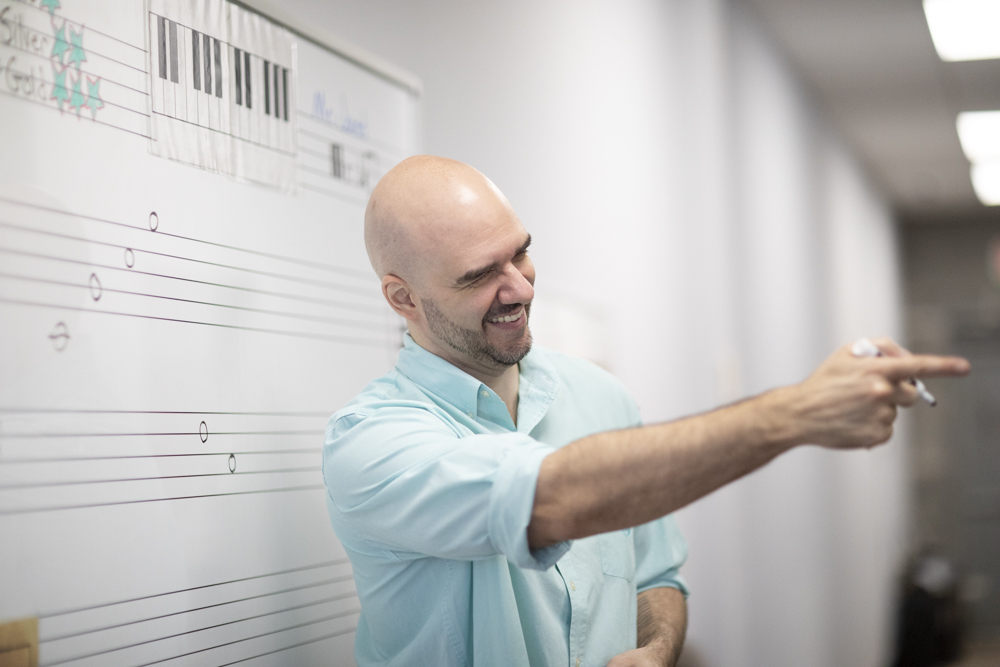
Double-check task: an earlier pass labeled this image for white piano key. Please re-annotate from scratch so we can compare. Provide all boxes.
[179,24,194,123]
[217,40,230,135]
[162,46,175,117]
[148,14,163,117]
[195,32,210,127]
[247,52,259,145]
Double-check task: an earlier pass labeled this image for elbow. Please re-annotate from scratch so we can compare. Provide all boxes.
[528,455,579,549]
[527,500,577,550]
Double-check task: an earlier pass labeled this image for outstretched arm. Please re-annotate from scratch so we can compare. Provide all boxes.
[529,339,969,549]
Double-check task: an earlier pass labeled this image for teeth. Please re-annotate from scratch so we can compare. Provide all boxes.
[490,308,523,324]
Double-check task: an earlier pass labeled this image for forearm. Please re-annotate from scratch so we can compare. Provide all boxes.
[528,341,969,549]
[637,587,687,666]
[529,387,799,547]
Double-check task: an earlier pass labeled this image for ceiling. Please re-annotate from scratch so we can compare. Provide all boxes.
[743,0,1000,217]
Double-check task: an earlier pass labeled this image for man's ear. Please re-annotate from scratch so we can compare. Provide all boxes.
[382,274,420,321]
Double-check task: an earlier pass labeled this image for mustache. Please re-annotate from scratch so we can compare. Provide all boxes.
[483,302,531,322]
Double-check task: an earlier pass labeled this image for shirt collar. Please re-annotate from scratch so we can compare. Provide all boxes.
[395,333,560,432]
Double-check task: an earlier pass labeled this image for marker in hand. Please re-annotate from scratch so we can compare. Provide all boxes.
[851,338,937,406]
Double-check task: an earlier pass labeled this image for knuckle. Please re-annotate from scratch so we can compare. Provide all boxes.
[897,386,918,406]
[869,380,893,400]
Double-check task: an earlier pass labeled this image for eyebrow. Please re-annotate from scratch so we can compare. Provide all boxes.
[454,234,532,287]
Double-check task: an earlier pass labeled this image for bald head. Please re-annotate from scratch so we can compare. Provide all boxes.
[364,156,517,284]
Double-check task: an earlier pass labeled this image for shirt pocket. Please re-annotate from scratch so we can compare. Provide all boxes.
[598,530,635,581]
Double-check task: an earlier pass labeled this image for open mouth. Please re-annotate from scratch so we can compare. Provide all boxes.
[486,307,525,325]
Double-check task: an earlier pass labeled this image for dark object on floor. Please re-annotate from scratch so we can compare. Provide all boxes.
[893,555,963,667]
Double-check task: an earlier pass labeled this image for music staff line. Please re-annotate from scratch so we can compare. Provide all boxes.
[42,591,358,666]
[0,409,327,416]
[298,181,368,206]
[131,609,360,667]
[43,573,354,643]
[3,16,147,75]
[0,40,150,98]
[214,627,358,667]
[298,111,403,156]
[297,145,334,161]
[0,196,373,280]
[298,163,346,180]
[0,220,375,296]
[0,449,322,465]
[297,127,381,152]
[298,126,383,165]
[0,245,385,315]
[0,466,321,491]
[40,559,350,619]
[0,87,151,139]
[0,271,390,330]
[0,295,392,347]
[12,0,148,55]
[0,482,326,516]
[2,429,322,438]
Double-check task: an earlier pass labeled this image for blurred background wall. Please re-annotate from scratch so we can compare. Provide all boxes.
[279,0,995,665]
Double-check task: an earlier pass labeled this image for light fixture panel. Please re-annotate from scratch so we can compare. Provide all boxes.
[957,111,1000,162]
[970,162,1000,206]
[924,0,1000,62]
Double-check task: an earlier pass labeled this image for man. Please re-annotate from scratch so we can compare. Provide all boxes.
[322,156,969,666]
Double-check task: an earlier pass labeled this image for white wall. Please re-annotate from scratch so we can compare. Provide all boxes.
[285,1,907,665]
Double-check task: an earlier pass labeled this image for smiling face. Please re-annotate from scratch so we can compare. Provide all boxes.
[365,156,536,380]
[421,222,535,373]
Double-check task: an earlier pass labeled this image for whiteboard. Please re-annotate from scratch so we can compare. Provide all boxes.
[0,0,419,664]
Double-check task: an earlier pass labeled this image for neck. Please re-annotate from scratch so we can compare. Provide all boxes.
[482,364,520,425]
[409,330,521,424]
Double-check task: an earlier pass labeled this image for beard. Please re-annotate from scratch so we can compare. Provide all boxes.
[422,298,532,368]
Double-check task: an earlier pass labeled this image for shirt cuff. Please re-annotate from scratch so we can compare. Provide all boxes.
[637,569,690,598]
[487,437,571,570]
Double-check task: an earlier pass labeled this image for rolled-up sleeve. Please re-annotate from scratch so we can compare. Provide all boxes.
[323,404,570,570]
[634,514,690,597]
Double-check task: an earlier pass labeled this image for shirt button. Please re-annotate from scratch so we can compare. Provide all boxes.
[481,390,489,397]
[576,658,580,667]
[570,580,576,591]
[466,411,474,418]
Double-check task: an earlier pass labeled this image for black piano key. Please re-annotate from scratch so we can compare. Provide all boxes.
[273,63,280,119]
[168,20,178,83]
[191,30,200,91]
[282,67,288,121]
[213,38,222,97]
[203,33,212,95]
[234,47,242,105]
[264,60,270,115]
[157,16,166,80]
[244,51,251,109]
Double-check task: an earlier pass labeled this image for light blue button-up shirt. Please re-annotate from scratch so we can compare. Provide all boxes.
[323,335,688,666]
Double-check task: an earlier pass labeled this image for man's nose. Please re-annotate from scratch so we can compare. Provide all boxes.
[498,263,534,305]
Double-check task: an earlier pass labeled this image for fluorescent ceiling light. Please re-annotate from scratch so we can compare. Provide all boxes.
[970,162,1000,205]
[957,111,1000,162]
[923,0,1000,61]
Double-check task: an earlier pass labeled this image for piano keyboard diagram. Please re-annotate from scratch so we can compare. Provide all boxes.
[146,0,297,190]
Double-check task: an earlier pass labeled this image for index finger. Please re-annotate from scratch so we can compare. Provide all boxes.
[869,336,913,358]
[876,354,971,381]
